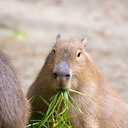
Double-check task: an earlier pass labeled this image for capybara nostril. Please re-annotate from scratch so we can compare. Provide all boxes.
[65,74,70,80]
[53,72,57,79]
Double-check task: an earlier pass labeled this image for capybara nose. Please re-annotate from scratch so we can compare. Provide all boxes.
[53,72,70,80]
[53,61,71,81]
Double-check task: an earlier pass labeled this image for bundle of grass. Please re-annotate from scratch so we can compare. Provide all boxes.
[26,89,82,128]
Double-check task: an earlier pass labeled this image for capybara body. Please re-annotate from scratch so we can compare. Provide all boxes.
[27,35,128,128]
[0,52,30,128]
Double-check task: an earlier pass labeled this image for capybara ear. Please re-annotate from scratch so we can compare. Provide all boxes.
[56,34,61,40]
[81,37,88,47]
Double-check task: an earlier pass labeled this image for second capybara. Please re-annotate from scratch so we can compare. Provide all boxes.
[0,51,30,128]
[27,34,128,128]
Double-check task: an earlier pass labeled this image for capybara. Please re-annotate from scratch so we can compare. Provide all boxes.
[0,52,30,128]
[27,34,128,128]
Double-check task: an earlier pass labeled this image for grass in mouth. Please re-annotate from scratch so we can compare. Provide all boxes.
[26,88,82,128]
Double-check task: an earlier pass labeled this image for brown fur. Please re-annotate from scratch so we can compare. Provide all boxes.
[0,52,30,128]
[27,37,128,128]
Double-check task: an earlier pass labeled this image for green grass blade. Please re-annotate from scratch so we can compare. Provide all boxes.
[39,95,49,106]
[69,94,83,114]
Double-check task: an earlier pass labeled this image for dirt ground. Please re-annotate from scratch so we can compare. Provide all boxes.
[0,0,128,103]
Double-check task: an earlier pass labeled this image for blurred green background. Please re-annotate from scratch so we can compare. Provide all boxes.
[0,0,128,103]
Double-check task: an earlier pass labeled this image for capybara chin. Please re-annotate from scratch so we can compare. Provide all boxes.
[0,52,30,128]
[27,34,128,128]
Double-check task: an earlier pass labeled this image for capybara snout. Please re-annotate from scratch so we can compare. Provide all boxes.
[53,61,71,81]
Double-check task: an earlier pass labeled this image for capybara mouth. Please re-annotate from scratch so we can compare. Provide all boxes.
[56,83,70,90]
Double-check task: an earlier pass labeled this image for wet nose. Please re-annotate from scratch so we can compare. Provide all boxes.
[53,61,71,81]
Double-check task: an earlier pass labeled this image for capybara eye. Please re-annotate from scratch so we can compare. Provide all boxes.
[53,49,56,54]
[77,52,81,57]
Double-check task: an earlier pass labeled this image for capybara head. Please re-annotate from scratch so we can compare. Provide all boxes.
[45,34,91,90]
